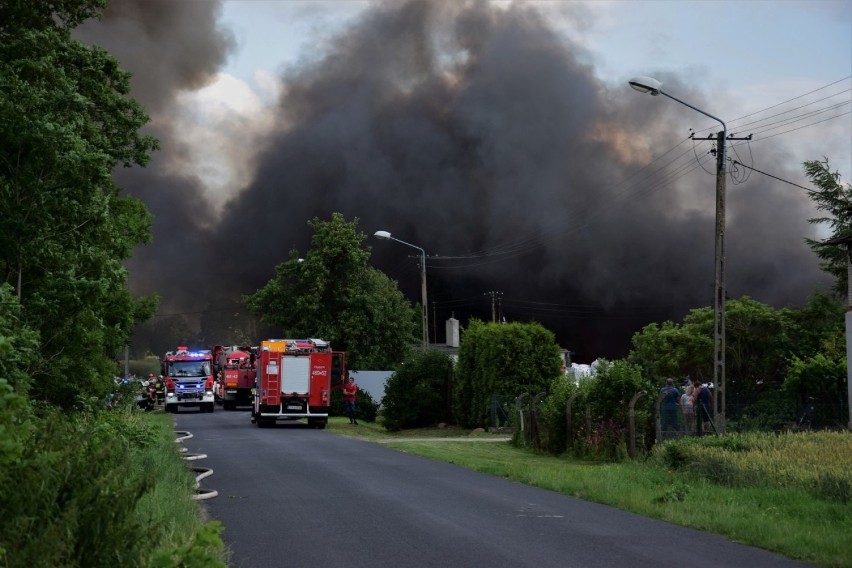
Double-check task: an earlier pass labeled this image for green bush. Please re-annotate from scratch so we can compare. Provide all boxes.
[0,406,154,567]
[381,350,453,431]
[728,389,796,433]
[578,360,653,460]
[454,320,563,428]
[0,405,227,567]
[534,374,580,454]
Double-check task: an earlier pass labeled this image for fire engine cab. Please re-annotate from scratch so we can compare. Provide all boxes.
[162,346,216,413]
[251,338,345,429]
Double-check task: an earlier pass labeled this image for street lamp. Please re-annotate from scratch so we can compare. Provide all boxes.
[374,230,429,350]
[629,75,727,434]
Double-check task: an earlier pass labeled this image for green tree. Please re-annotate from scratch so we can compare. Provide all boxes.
[784,291,844,360]
[803,158,852,298]
[244,213,417,369]
[784,353,846,404]
[628,319,708,384]
[0,284,38,466]
[454,320,562,428]
[630,298,803,406]
[0,0,159,407]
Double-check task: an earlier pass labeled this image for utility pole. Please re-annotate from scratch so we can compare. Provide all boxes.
[691,130,751,435]
[484,291,503,323]
[629,75,751,435]
[432,302,438,345]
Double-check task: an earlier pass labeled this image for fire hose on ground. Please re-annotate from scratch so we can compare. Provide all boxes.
[175,430,218,501]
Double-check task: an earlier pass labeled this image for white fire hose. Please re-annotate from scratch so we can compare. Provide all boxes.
[175,430,218,500]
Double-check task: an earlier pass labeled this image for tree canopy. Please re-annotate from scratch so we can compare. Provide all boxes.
[627,294,844,407]
[244,213,418,369]
[803,158,852,298]
[0,0,158,406]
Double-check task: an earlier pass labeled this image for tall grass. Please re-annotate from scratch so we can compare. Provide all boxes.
[0,402,225,567]
[656,431,852,502]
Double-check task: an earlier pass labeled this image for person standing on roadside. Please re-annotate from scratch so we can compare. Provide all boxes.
[658,378,680,438]
[681,385,695,433]
[692,379,714,435]
[343,375,358,425]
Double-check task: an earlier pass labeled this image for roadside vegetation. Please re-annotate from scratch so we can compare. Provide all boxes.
[0,395,225,567]
[334,420,851,568]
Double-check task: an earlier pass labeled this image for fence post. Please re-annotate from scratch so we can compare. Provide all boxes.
[566,392,582,452]
[654,392,665,444]
[531,392,546,449]
[515,393,529,433]
[628,391,646,459]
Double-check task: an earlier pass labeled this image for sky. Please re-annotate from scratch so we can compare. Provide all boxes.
[75,0,852,362]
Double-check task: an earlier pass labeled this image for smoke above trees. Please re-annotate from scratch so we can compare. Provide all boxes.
[76,0,833,360]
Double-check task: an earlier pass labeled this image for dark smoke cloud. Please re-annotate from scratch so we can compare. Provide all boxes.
[79,0,831,360]
[74,0,236,304]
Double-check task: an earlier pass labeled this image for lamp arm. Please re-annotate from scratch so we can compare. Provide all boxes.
[659,91,726,135]
[388,236,426,258]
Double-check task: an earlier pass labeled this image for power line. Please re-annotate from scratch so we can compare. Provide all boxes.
[416,78,849,270]
[730,160,814,191]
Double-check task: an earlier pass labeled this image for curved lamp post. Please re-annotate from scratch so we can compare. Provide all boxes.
[628,76,727,434]
[374,230,429,350]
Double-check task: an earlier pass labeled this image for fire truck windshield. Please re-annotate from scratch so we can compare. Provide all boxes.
[169,361,210,377]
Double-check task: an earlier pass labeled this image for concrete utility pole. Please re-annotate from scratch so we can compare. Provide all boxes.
[485,291,503,323]
[690,130,750,434]
[629,75,751,436]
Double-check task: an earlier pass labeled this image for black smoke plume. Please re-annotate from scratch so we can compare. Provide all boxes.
[78,1,832,360]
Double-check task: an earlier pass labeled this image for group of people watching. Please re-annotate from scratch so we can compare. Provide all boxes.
[659,377,714,436]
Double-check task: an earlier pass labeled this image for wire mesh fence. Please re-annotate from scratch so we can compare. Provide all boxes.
[499,390,849,459]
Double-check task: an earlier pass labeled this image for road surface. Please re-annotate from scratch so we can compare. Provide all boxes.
[175,409,810,568]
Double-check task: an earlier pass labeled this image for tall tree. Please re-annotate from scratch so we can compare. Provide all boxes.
[628,296,842,407]
[803,159,852,298]
[0,0,159,405]
[244,213,417,369]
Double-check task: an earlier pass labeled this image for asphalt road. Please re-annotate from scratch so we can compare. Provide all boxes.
[174,408,811,568]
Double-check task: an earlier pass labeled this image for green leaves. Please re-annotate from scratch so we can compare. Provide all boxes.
[382,350,454,431]
[803,159,852,297]
[454,320,563,428]
[0,1,158,407]
[245,213,418,369]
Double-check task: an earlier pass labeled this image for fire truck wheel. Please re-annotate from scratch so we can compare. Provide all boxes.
[308,418,327,430]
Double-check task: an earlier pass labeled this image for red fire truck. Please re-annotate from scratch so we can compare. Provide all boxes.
[212,345,256,410]
[161,346,216,413]
[251,338,345,429]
